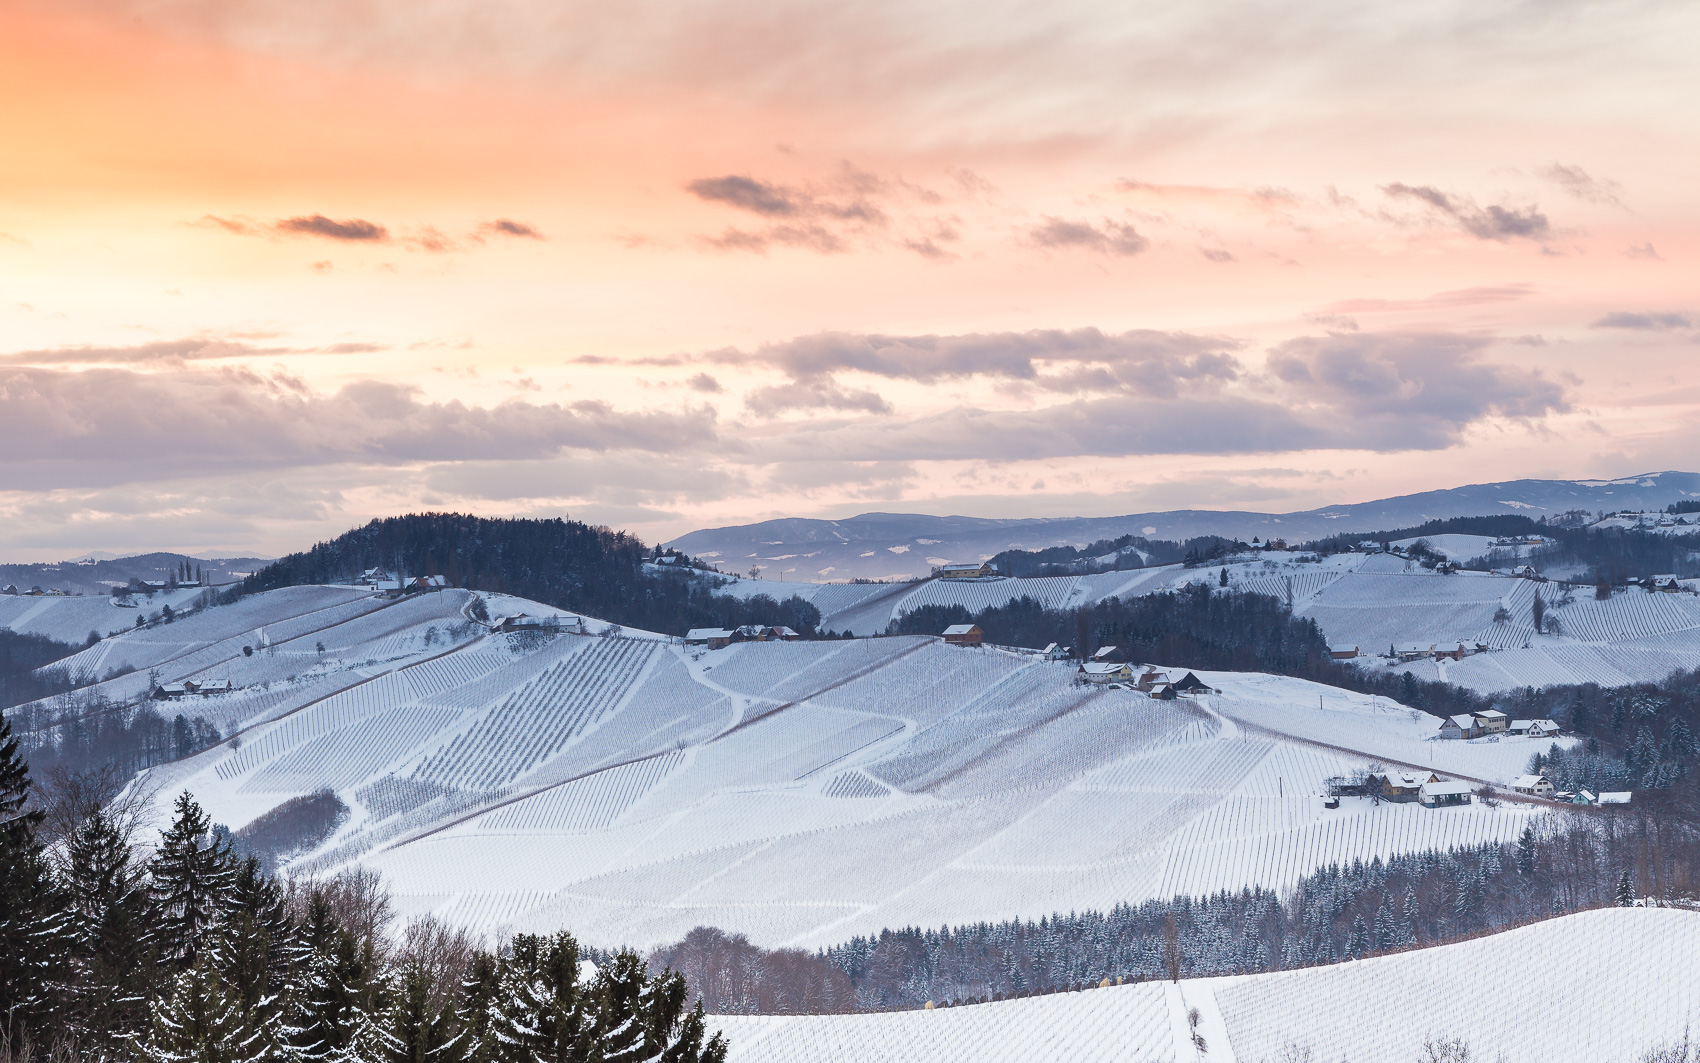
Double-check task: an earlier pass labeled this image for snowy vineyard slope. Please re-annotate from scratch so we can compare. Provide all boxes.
[151,621,1567,949]
[759,550,1700,691]
[708,908,1700,1063]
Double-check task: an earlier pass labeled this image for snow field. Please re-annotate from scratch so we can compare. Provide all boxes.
[1215,907,1700,1062]
[711,980,1178,1063]
[892,575,1083,620]
[707,909,1699,1063]
[239,705,463,793]
[810,643,1025,729]
[823,770,888,797]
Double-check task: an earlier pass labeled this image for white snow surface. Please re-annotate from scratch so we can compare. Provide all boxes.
[783,552,1700,691]
[157,623,1556,949]
[708,907,1700,1063]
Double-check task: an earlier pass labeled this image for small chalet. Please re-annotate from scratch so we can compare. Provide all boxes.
[1439,714,1480,740]
[500,614,585,634]
[1510,719,1561,739]
[410,575,447,591]
[1570,789,1598,806]
[733,624,768,641]
[1419,779,1473,807]
[942,624,983,646]
[1372,770,1438,801]
[1433,642,1468,661]
[1,585,17,595]
[1040,642,1069,661]
[1148,683,1178,701]
[154,683,190,699]
[1135,668,1170,693]
[1329,644,1360,660]
[1079,661,1134,685]
[684,627,734,649]
[1092,645,1122,663]
[938,562,993,580]
[1474,709,1509,734]
[767,626,801,641]
[1509,774,1555,796]
[1171,672,1217,695]
[1647,574,1682,592]
[1395,642,1434,662]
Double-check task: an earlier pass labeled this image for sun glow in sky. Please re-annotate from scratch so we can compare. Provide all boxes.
[2,0,1698,560]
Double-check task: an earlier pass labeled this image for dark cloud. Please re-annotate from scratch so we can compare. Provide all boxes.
[480,218,545,239]
[1200,248,1235,263]
[688,175,800,216]
[0,366,717,489]
[686,372,723,393]
[1590,311,1691,330]
[1538,164,1624,207]
[1029,216,1147,256]
[686,166,918,255]
[276,215,390,242]
[1382,184,1551,242]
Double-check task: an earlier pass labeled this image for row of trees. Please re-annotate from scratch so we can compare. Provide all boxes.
[0,717,726,1063]
[651,814,1696,1013]
[238,514,821,639]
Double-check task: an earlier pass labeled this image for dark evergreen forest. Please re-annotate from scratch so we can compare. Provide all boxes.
[239,513,821,638]
[0,721,727,1063]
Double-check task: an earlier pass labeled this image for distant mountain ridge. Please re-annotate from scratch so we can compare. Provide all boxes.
[668,471,1700,581]
[0,552,271,597]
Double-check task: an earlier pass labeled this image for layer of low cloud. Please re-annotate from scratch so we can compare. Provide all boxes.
[0,338,387,366]
[1591,311,1691,330]
[0,366,718,489]
[277,214,389,241]
[716,327,1240,414]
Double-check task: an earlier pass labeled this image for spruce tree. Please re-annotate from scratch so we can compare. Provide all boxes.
[0,715,67,1051]
[149,791,234,967]
[137,954,283,1063]
[386,963,456,1063]
[63,807,155,1040]
[1616,869,1635,907]
[1516,826,1537,876]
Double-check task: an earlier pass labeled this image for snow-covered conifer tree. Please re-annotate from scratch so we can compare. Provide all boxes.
[149,791,235,967]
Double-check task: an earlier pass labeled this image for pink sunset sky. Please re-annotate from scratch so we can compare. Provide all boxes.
[1,0,1697,560]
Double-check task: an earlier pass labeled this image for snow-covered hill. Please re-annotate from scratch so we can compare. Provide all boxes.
[708,907,1700,1063]
[134,611,1571,949]
[758,551,1700,692]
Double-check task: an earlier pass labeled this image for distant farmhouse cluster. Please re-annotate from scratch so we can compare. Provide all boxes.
[357,568,448,595]
[683,625,803,649]
[1329,765,1629,809]
[1438,711,1560,741]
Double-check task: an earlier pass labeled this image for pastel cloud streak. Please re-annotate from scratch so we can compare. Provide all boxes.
[0,0,1696,558]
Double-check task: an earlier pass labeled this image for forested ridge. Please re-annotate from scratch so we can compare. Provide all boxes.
[240,513,822,638]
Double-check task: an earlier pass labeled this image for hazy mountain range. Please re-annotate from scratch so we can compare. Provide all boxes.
[667,471,1700,581]
[0,552,271,597]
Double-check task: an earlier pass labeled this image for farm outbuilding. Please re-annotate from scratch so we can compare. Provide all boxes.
[1419,780,1474,807]
[942,624,983,646]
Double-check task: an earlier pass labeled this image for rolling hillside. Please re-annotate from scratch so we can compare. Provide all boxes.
[745,550,1700,692]
[113,596,1572,949]
[707,907,1700,1063]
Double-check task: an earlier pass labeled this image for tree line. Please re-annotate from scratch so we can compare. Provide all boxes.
[0,716,726,1063]
[651,812,1697,1013]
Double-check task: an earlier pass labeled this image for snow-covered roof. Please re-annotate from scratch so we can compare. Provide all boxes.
[685,627,733,640]
[1421,780,1474,797]
[1509,775,1548,789]
[1476,709,1508,720]
[1444,714,1476,729]
[942,624,980,635]
[1598,791,1632,804]
[1080,662,1126,675]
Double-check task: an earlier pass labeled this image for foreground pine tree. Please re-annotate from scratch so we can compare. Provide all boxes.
[136,953,284,1063]
[149,791,235,967]
[0,716,67,1052]
[63,806,155,1039]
